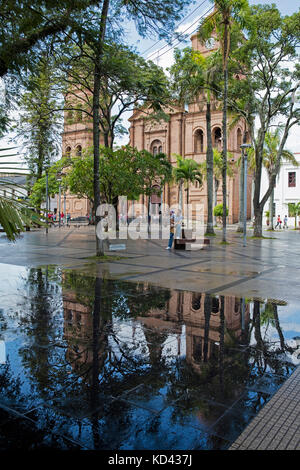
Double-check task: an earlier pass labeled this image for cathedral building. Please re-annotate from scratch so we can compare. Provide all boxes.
[60,32,252,224]
[128,32,252,223]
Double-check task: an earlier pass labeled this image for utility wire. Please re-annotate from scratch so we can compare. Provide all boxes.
[141,0,210,57]
[147,6,216,63]
[146,3,213,61]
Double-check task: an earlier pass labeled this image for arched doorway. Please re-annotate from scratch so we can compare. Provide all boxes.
[194,129,204,153]
[65,146,71,158]
[213,127,222,149]
[75,145,82,156]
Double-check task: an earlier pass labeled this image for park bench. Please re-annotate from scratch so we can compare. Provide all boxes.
[68,216,89,227]
[174,228,210,251]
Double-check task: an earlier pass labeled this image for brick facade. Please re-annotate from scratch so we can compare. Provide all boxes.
[61,33,252,223]
[128,33,252,224]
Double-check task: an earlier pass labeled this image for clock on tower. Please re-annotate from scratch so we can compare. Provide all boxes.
[205,38,216,50]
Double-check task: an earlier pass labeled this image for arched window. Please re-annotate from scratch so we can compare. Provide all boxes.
[192,293,202,310]
[213,127,222,148]
[65,146,71,158]
[151,139,162,156]
[212,296,220,314]
[237,128,242,149]
[194,129,204,153]
[76,145,82,156]
[193,336,202,363]
[234,299,240,314]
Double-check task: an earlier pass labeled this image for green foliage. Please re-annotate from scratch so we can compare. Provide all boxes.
[59,41,171,147]
[263,130,298,179]
[0,147,44,240]
[173,155,203,188]
[214,203,228,218]
[288,202,300,228]
[15,54,63,183]
[198,0,249,68]
[29,158,69,210]
[31,146,173,207]
[0,1,110,77]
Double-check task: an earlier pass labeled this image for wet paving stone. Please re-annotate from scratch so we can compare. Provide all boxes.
[210,408,256,443]
[0,265,299,449]
[0,406,81,450]
[228,390,272,418]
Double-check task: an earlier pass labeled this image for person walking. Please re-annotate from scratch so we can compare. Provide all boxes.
[283,215,288,229]
[275,215,282,229]
[166,210,175,250]
[175,209,183,240]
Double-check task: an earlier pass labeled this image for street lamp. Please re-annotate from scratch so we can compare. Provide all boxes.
[45,165,50,235]
[57,171,66,227]
[240,143,252,247]
[57,172,62,228]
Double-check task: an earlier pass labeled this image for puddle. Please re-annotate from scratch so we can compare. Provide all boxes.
[0,265,299,450]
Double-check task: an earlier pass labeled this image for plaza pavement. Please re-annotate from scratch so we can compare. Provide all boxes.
[1,223,300,303]
[0,223,299,450]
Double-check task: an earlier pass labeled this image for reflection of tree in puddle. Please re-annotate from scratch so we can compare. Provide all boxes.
[251,300,296,376]
[13,267,68,399]
[60,276,298,422]
[0,267,298,449]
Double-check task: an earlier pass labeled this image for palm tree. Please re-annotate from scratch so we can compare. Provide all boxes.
[170,48,221,236]
[0,146,39,240]
[198,0,249,242]
[288,202,300,230]
[263,131,298,230]
[205,148,233,225]
[173,155,203,225]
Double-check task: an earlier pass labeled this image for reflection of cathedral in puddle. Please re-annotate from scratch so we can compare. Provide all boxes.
[62,286,250,379]
[63,290,108,378]
[137,290,250,373]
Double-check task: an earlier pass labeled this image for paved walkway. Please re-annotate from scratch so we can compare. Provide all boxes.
[230,365,300,450]
[0,224,300,450]
[1,224,300,302]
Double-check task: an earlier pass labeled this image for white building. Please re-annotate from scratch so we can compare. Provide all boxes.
[0,174,28,200]
[262,152,300,227]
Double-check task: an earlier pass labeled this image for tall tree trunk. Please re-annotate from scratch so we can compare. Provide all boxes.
[269,187,274,230]
[214,177,219,226]
[222,22,229,243]
[178,180,183,210]
[186,183,190,228]
[103,130,109,148]
[253,129,266,238]
[206,101,214,235]
[253,207,263,237]
[203,294,211,362]
[93,0,110,256]
[237,130,247,232]
[219,296,225,390]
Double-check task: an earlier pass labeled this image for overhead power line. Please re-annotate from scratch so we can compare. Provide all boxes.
[147,5,216,64]
[141,0,210,57]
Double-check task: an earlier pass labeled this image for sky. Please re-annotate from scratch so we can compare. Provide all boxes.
[117,0,300,149]
[0,0,299,165]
